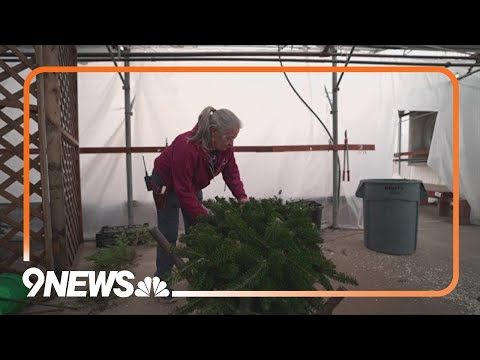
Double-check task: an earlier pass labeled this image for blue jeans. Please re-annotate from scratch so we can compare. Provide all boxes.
[152,171,202,278]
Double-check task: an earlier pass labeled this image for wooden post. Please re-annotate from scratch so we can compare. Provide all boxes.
[72,46,84,255]
[34,45,54,270]
[438,192,453,217]
[42,46,67,273]
[317,286,347,315]
[459,199,471,225]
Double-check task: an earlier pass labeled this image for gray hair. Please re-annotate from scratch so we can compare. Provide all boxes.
[189,106,242,149]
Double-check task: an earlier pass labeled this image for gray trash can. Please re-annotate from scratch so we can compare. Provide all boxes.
[355,179,428,255]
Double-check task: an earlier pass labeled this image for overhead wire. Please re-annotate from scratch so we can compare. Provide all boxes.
[277,46,343,219]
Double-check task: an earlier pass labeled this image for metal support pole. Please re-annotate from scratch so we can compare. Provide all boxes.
[332,55,339,229]
[124,47,133,226]
[398,112,402,176]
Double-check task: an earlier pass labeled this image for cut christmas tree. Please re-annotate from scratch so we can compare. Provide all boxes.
[168,197,358,315]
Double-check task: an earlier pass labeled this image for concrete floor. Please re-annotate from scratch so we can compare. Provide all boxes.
[326,205,480,315]
[18,204,480,315]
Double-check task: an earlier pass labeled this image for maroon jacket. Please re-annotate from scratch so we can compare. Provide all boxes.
[153,127,247,221]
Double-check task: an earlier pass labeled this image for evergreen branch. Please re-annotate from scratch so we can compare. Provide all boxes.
[170,258,207,284]
[175,298,205,315]
[174,247,208,260]
[228,260,268,291]
[172,197,357,314]
[327,272,359,286]
[316,274,335,291]
[283,254,321,287]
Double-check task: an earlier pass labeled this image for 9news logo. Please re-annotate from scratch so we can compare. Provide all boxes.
[22,267,171,298]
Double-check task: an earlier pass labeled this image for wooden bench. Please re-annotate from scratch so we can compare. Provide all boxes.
[423,183,471,225]
[423,183,449,198]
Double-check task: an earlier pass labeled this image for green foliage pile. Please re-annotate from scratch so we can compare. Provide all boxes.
[81,229,153,312]
[87,226,156,272]
[86,237,137,272]
[170,197,357,315]
[119,226,156,247]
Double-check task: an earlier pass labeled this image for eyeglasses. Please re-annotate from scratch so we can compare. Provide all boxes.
[221,134,237,141]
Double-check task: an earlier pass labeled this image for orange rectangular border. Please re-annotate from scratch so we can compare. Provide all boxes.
[23,66,459,298]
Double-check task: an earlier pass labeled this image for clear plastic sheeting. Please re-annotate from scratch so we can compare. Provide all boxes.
[453,76,480,225]
[388,69,480,225]
[76,59,479,239]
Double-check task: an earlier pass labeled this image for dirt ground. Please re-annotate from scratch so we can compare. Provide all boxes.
[19,241,346,315]
[17,205,480,315]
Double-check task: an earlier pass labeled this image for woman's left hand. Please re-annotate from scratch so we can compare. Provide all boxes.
[239,197,249,204]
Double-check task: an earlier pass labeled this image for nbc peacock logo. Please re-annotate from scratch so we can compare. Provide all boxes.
[135,276,170,297]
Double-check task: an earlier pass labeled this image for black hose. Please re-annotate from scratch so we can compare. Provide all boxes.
[277,47,342,216]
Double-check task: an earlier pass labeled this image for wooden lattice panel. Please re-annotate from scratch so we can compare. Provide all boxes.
[57,46,82,267]
[1,45,82,274]
[39,45,82,271]
[62,140,82,266]
[0,45,45,272]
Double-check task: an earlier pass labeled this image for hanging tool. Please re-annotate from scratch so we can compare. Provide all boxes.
[144,155,167,209]
[143,156,152,191]
[343,130,350,182]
